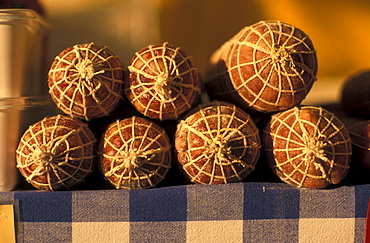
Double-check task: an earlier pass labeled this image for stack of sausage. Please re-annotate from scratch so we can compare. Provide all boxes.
[15,20,368,191]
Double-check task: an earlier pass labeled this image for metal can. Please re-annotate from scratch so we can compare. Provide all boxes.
[0,9,54,191]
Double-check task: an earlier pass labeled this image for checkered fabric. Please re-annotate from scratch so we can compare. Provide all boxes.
[0,182,368,243]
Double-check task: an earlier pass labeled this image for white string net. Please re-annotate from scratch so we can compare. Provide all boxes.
[48,42,124,121]
[99,116,171,189]
[340,118,370,171]
[175,101,261,184]
[263,106,352,188]
[16,114,96,190]
[126,42,201,120]
[346,120,370,153]
[206,20,317,113]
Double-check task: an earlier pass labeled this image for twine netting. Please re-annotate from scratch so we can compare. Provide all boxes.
[16,114,96,191]
[263,106,352,188]
[126,42,201,120]
[346,120,370,151]
[99,116,171,189]
[206,20,317,113]
[341,119,370,171]
[48,42,124,120]
[175,101,261,185]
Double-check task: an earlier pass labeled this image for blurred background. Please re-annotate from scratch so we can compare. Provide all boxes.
[17,0,370,104]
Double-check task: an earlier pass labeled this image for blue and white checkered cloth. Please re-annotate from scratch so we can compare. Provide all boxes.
[1,182,368,242]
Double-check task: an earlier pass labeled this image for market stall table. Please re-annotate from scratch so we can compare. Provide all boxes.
[0,182,368,242]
